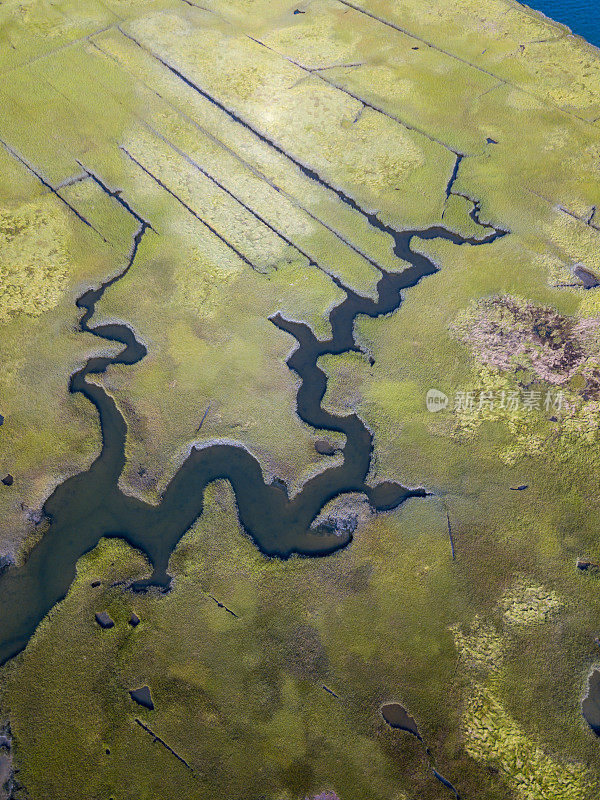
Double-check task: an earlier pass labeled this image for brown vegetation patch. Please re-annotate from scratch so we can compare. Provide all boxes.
[452,295,600,391]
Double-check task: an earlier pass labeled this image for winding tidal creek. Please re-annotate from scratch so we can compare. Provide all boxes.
[0,190,506,665]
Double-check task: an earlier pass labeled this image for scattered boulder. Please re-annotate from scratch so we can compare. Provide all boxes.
[129,612,140,627]
[0,414,3,426]
[509,484,529,491]
[1,475,13,487]
[95,611,114,629]
[91,580,101,588]
[129,685,154,710]
[381,702,421,739]
[315,439,337,456]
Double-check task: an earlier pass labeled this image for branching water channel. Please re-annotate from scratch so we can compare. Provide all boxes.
[0,172,507,666]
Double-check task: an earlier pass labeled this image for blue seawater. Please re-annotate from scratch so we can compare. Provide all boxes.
[521,1,600,49]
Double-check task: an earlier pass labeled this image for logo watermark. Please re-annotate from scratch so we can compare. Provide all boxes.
[426,389,449,412]
[426,388,565,412]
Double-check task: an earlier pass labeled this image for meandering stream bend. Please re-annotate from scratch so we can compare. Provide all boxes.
[0,193,506,665]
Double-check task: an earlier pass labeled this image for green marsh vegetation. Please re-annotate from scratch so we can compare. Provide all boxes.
[3,0,600,798]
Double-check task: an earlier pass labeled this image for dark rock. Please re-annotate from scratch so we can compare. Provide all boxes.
[129,612,140,627]
[487,137,498,144]
[0,414,4,426]
[293,8,305,13]
[583,669,600,735]
[315,439,337,456]
[129,685,154,710]
[509,484,529,491]
[95,611,114,629]
[1,475,13,487]
[91,580,101,588]
[549,415,558,422]
[381,702,421,739]
[574,265,600,289]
